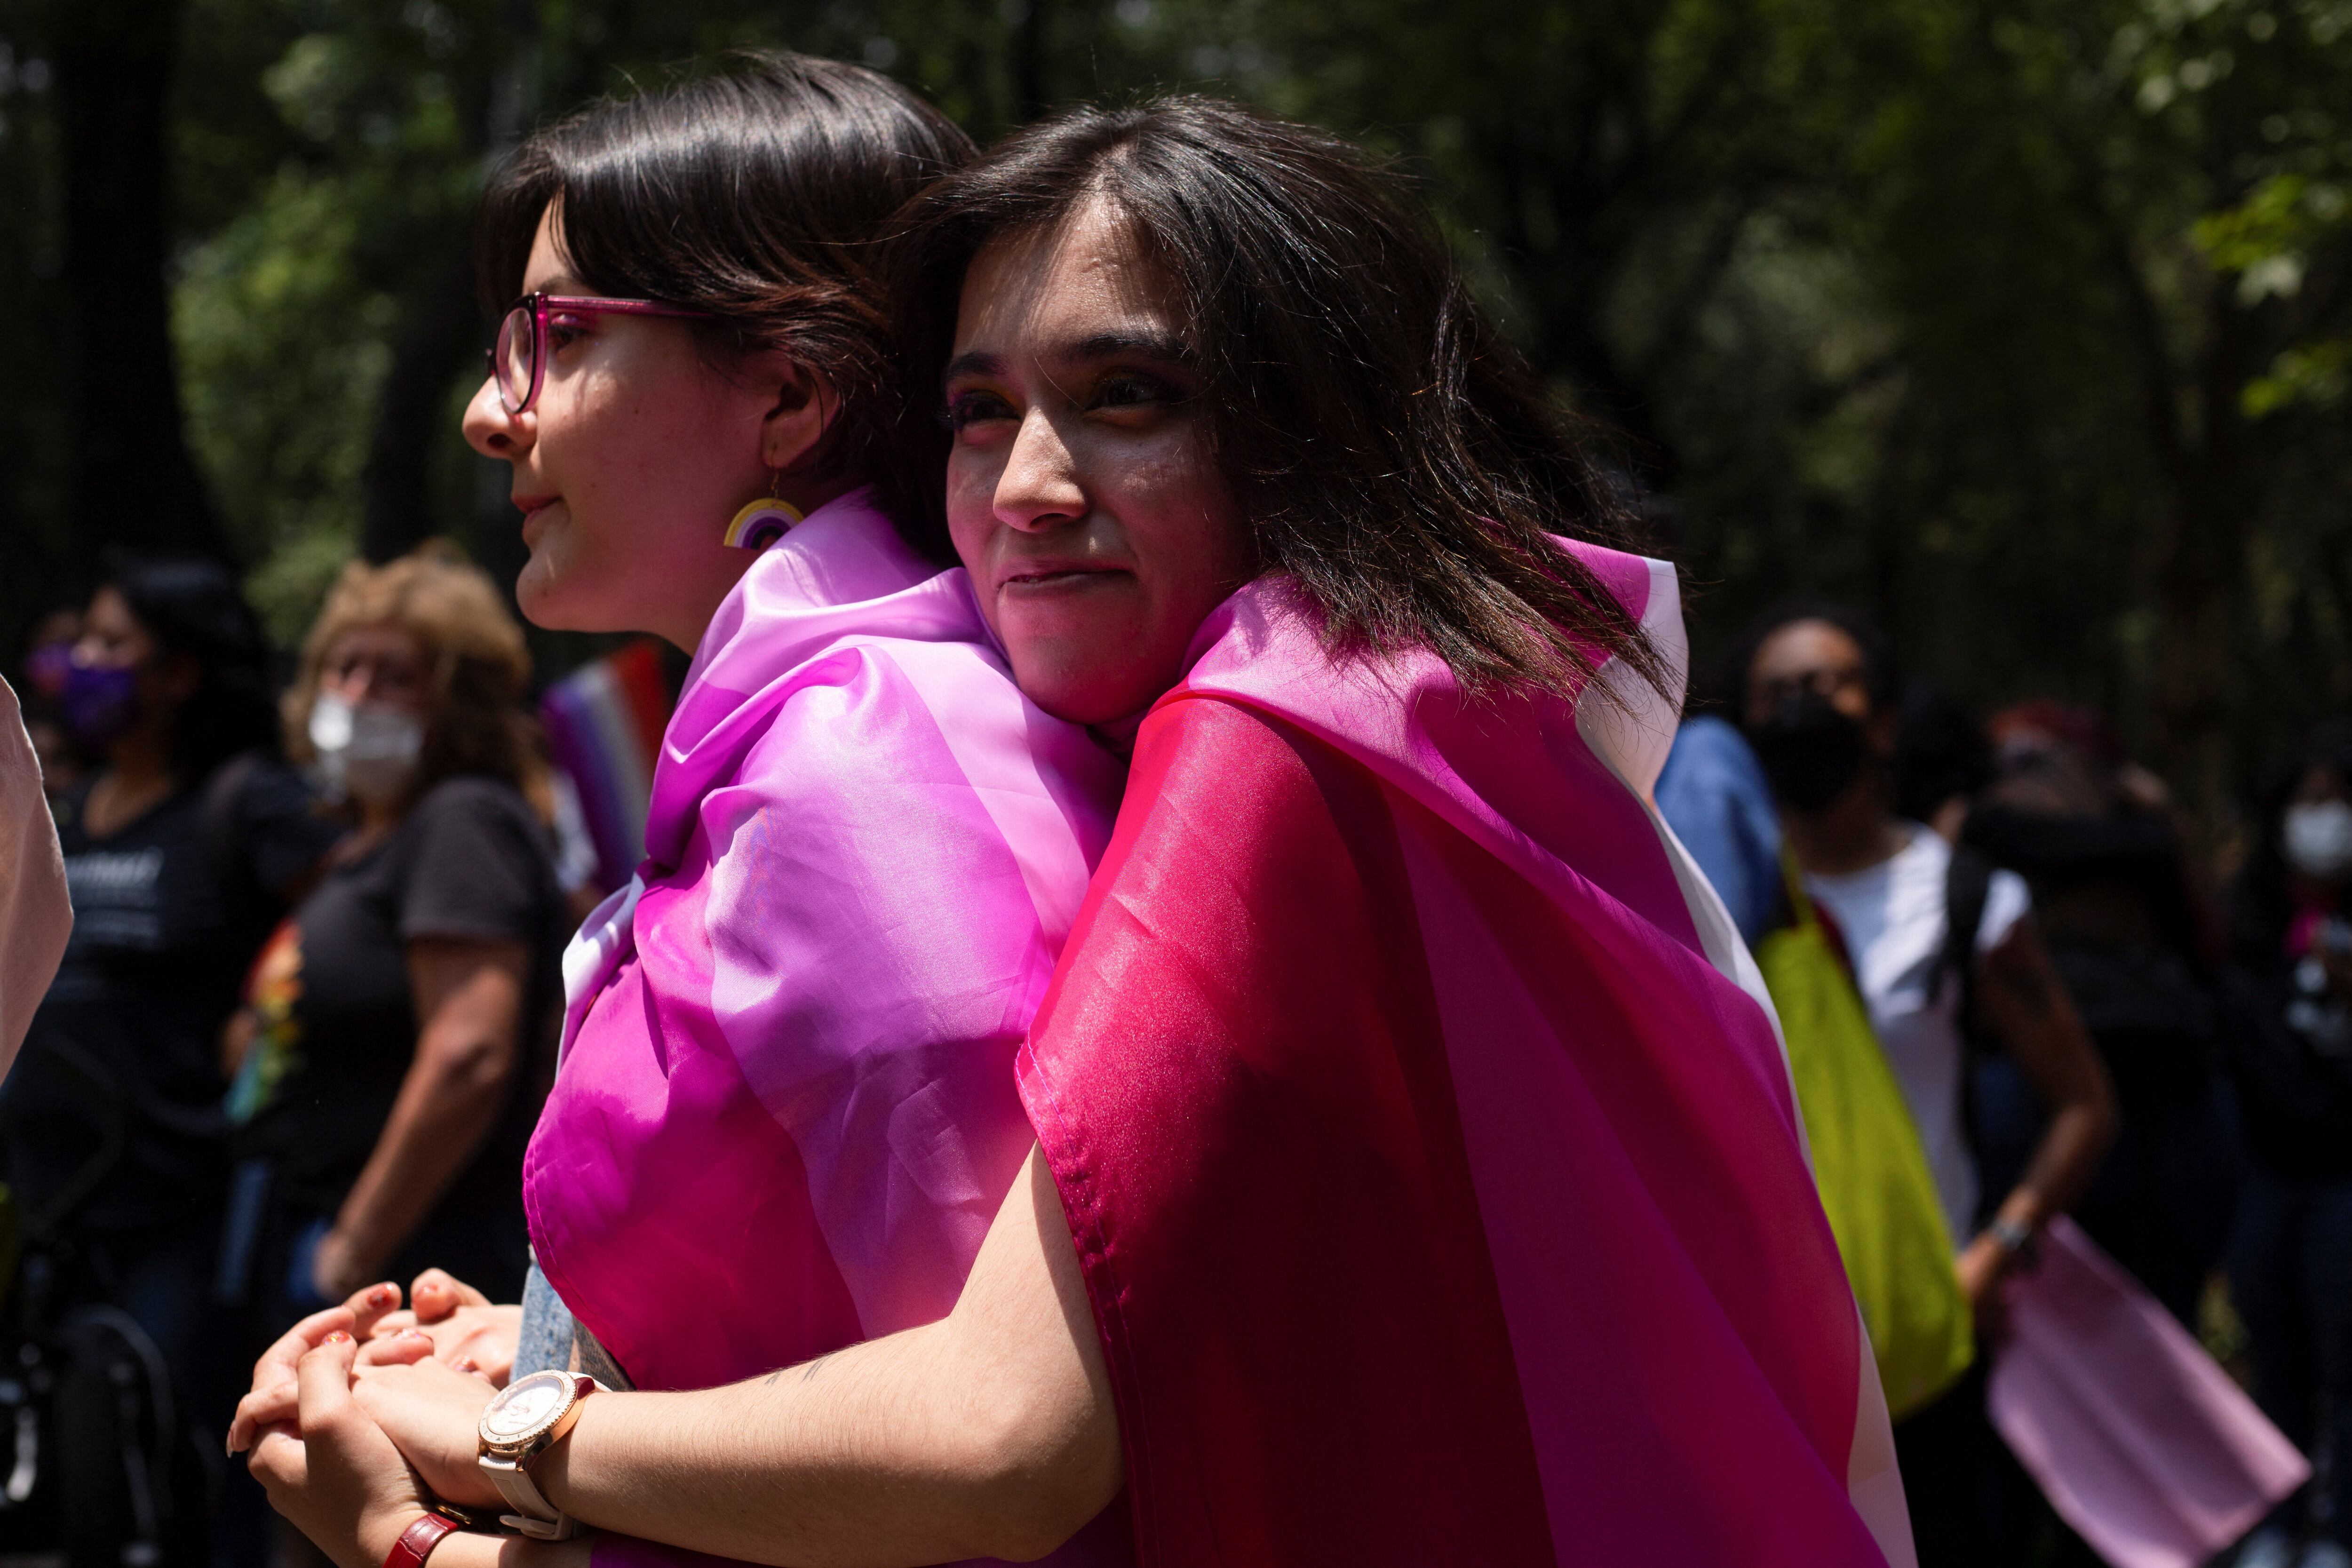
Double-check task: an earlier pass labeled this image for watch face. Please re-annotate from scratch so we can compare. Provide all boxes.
[482,1370,572,1444]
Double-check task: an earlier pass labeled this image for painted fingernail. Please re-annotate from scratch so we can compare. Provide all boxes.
[401,1329,429,1343]
[453,1358,477,1374]
[324,1331,352,1345]
[367,1285,396,1308]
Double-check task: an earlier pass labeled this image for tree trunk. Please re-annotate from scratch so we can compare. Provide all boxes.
[51,0,228,573]
[2148,294,2257,837]
[360,247,483,564]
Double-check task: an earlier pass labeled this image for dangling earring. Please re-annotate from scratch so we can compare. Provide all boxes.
[724,469,802,551]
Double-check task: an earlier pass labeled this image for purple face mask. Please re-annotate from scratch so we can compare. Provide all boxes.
[59,661,141,752]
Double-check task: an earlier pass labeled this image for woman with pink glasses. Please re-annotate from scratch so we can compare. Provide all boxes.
[234,50,1128,1565]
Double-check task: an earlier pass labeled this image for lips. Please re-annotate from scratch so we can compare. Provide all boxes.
[515,494,559,544]
[1000,561,1128,594]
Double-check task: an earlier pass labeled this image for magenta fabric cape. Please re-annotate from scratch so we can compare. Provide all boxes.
[1017,545,1914,1565]
[525,492,1131,1567]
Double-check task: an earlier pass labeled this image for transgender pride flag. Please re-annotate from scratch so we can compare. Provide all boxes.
[541,640,672,895]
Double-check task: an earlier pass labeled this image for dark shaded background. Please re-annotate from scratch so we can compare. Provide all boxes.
[1,0,2347,837]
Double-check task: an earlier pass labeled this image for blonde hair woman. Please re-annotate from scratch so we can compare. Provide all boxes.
[222,542,564,1336]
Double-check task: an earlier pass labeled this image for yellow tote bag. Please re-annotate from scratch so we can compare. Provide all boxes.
[1756,857,1974,1420]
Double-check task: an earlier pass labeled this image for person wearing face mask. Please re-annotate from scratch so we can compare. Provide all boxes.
[0,558,343,1568]
[2220,719,2352,1568]
[20,607,92,802]
[219,544,564,1350]
[1733,600,2116,1568]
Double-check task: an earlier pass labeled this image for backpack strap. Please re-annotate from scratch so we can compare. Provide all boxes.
[1932,839,1994,1037]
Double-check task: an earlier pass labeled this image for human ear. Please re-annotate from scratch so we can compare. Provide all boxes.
[755,359,837,477]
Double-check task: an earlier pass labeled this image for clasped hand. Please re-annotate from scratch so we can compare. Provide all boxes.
[231,1273,523,1567]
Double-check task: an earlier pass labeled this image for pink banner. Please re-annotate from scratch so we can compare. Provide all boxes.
[1990,1216,2308,1568]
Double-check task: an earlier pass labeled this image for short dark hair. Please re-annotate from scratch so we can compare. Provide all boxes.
[889,96,1664,699]
[102,556,279,780]
[477,52,975,551]
[1717,597,1901,719]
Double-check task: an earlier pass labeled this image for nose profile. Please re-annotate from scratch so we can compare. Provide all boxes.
[462,375,532,458]
[993,407,1087,533]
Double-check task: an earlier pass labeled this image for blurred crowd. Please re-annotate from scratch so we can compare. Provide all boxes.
[3,556,2350,1568]
[1659,601,2352,1568]
[2,548,586,1568]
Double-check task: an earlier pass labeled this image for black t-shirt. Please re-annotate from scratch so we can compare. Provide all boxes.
[2220,951,2352,1181]
[2,759,344,1231]
[230,776,563,1224]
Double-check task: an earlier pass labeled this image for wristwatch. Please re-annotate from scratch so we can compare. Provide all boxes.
[477,1370,604,1539]
[1986,1216,2038,1268]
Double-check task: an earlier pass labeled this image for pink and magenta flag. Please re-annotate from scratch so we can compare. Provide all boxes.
[1018,545,1913,1566]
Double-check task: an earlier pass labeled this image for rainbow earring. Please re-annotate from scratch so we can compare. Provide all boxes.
[724,472,802,551]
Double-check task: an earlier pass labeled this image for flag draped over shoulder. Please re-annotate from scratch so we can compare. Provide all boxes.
[1017,544,1913,1567]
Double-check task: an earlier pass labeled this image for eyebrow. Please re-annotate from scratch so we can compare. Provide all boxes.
[942,330,1195,386]
[943,350,1005,383]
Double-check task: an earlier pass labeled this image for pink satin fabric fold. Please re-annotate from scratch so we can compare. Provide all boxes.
[1020,546,1911,1565]
[524,493,1128,1568]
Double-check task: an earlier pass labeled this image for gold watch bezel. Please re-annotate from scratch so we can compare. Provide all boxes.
[477,1369,588,1461]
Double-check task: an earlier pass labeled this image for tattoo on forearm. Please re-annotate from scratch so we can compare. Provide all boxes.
[760,1352,836,1390]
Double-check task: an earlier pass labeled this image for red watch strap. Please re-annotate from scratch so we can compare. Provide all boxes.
[384,1512,458,1568]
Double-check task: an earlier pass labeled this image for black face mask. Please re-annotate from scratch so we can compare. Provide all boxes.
[1749,691,1868,814]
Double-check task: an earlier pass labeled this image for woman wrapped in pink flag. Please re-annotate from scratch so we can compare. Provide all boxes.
[244,95,1913,1568]
[232,51,1129,1563]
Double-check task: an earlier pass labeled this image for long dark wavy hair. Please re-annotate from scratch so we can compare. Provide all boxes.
[888,96,1665,698]
[477,52,974,543]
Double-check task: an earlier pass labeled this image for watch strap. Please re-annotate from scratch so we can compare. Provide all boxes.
[477,1373,604,1542]
[481,1456,578,1540]
[383,1512,458,1568]
[1987,1216,2034,1254]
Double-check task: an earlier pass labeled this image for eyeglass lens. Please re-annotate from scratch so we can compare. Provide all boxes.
[495,302,537,412]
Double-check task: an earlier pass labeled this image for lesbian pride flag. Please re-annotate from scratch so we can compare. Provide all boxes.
[1019,544,1909,1566]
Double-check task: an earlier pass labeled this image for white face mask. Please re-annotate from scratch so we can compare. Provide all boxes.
[309,691,425,806]
[2284,799,2352,881]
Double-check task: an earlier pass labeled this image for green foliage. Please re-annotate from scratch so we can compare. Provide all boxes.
[2,0,2347,817]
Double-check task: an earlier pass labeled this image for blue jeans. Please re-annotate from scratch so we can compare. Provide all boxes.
[2229,1164,2352,1545]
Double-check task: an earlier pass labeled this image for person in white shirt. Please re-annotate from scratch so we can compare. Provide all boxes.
[1734,601,2116,1568]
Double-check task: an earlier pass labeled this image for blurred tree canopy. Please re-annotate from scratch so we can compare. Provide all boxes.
[0,0,2346,827]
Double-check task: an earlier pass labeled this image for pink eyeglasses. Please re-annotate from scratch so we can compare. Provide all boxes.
[488,292,717,414]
